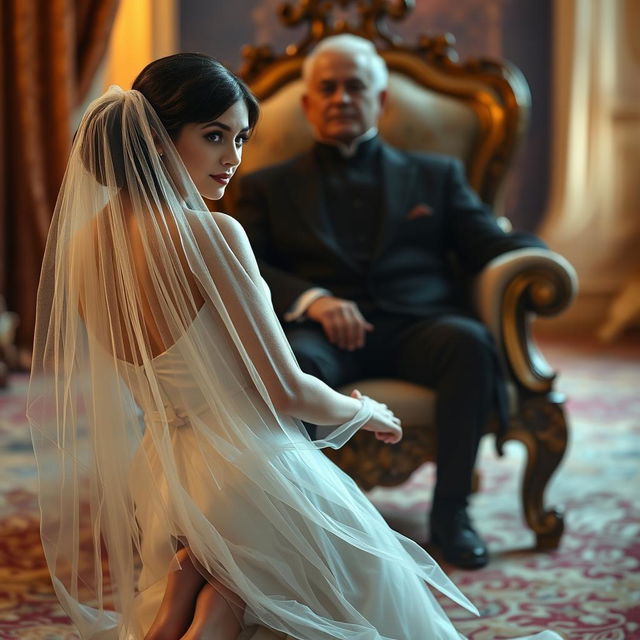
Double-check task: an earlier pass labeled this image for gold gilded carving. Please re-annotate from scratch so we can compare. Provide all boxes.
[502,266,575,393]
[278,0,414,52]
[241,0,462,81]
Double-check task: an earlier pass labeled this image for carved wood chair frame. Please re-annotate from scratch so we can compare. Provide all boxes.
[233,0,574,550]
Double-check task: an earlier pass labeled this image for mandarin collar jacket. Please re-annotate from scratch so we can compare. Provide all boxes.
[232,137,546,319]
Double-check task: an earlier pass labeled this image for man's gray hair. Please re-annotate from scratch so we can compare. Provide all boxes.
[302,34,389,92]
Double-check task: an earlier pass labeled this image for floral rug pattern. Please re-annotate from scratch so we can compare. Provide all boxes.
[1,337,639,639]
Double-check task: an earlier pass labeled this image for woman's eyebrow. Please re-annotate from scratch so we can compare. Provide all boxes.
[201,121,250,133]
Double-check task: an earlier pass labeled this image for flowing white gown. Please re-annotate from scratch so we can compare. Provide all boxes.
[123,303,470,639]
[122,303,560,640]
[28,87,562,640]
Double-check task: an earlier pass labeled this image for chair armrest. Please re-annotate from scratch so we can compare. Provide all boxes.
[472,248,578,393]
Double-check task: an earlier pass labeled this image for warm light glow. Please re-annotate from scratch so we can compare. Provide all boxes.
[104,0,178,90]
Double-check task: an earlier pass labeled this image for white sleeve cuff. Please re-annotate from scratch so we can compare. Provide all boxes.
[283,288,332,322]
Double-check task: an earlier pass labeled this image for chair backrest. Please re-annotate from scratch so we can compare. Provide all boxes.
[229,0,531,216]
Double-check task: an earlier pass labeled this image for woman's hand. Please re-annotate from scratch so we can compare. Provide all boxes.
[351,389,402,444]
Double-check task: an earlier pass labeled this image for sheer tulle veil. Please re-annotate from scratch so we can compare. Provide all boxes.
[27,86,476,639]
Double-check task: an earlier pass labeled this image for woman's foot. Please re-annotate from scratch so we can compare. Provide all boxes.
[144,548,207,640]
[180,580,244,640]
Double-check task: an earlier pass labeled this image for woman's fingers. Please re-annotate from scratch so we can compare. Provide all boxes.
[353,394,402,443]
[376,429,401,444]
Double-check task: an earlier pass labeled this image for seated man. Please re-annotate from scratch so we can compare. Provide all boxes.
[233,34,546,569]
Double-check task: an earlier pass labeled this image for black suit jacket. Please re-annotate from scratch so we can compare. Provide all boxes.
[233,140,546,319]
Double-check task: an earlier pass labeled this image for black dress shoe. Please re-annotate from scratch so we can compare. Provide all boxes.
[429,506,489,569]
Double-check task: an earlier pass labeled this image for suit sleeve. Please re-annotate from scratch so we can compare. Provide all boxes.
[444,158,547,273]
[233,172,321,318]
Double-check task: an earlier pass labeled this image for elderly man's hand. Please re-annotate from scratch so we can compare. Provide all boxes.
[306,296,374,351]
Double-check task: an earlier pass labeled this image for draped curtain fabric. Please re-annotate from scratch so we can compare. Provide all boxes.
[0,0,119,352]
[540,0,640,334]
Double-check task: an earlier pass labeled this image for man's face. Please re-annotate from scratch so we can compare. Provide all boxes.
[302,51,386,144]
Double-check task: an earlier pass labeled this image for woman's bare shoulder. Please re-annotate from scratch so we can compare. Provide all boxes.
[211,210,245,234]
[208,211,249,246]
[187,208,239,230]
[186,209,251,257]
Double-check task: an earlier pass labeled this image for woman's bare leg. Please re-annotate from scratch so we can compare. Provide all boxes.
[179,579,245,640]
[145,547,206,640]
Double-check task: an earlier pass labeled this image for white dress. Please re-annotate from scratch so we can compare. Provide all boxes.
[123,304,560,640]
[29,90,561,640]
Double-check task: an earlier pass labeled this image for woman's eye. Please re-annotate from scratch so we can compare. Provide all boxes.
[235,136,249,148]
[205,132,222,143]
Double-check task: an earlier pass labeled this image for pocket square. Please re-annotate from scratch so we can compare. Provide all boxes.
[406,203,433,220]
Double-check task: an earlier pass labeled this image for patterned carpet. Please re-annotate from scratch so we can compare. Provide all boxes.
[1,336,639,639]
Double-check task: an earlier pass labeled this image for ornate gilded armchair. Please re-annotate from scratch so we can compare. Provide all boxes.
[228,0,577,549]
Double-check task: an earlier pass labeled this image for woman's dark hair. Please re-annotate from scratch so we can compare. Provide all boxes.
[80,54,259,188]
[132,53,259,138]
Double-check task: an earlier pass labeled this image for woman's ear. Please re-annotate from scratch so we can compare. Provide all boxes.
[151,128,164,157]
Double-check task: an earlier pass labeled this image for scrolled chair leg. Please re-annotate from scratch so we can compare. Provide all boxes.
[502,391,569,550]
[533,507,565,551]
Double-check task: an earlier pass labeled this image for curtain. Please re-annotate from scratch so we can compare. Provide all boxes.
[104,0,178,90]
[0,0,119,353]
[539,0,640,335]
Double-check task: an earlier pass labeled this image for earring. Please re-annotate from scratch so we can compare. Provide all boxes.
[159,151,164,158]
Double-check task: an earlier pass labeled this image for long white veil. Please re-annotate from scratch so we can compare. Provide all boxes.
[27,86,474,640]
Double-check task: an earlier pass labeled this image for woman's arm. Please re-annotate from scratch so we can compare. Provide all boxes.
[193,211,400,442]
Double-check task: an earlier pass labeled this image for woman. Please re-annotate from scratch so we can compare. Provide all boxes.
[28,54,560,640]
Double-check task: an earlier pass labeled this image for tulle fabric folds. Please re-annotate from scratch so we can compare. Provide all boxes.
[27,86,478,639]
